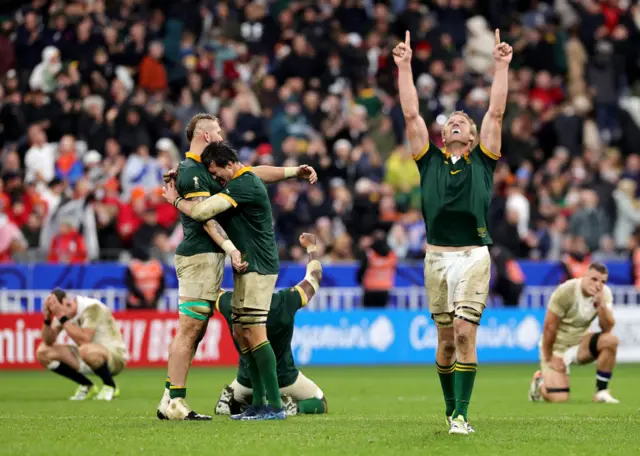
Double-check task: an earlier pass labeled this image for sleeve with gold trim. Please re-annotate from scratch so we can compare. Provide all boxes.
[176,165,216,200]
[414,141,439,174]
[475,143,500,171]
[280,288,305,323]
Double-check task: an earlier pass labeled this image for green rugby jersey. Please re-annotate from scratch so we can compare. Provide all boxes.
[215,167,279,275]
[216,287,307,388]
[175,152,224,256]
[414,141,498,247]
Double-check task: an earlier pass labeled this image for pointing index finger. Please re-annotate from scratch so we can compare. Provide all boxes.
[495,29,500,45]
[405,30,410,47]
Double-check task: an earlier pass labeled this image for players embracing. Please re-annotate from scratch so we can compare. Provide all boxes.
[393,29,512,434]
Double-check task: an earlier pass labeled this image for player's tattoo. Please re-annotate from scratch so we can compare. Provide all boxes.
[206,219,229,241]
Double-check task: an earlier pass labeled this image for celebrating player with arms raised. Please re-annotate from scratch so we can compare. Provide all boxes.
[158,114,316,421]
[215,233,327,417]
[529,263,620,404]
[393,30,512,435]
[164,141,297,420]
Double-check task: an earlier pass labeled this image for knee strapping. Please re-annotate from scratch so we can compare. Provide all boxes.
[589,332,602,359]
[455,305,482,325]
[179,300,212,321]
[431,312,454,328]
[232,309,268,328]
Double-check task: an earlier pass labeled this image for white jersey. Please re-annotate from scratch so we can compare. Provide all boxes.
[54,296,128,359]
[541,278,613,352]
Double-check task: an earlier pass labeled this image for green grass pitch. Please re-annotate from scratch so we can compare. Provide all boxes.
[2,365,639,456]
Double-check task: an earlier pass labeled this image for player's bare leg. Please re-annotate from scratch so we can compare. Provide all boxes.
[77,343,119,400]
[164,312,212,420]
[435,326,456,422]
[575,332,620,403]
[36,343,98,400]
[538,369,570,403]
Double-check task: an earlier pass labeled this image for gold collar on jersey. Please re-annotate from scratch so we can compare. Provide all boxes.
[185,152,201,162]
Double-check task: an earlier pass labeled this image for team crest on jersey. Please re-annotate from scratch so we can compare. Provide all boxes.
[477,227,488,238]
[193,176,200,188]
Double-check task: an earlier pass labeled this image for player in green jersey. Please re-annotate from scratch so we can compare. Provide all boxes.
[158,114,317,421]
[164,141,301,420]
[214,233,327,417]
[394,30,512,435]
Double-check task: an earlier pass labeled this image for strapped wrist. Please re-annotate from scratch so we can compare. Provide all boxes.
[306,245,317,253]
[284,167,297,178]
[58,315,69,325]
[173,197,184,208]
[44,318,51,326]
[221,240,238,256]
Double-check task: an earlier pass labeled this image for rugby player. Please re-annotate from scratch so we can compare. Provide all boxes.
[214,233,326,417]
[164,141,293,420]
[158,113,317,421]
[393,30,512,435]
[529,263,620,404]
[36,289,127,401]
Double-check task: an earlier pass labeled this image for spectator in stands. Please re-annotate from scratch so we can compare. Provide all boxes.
[569,189,611,253]
[29,46,62,93]
[55,135,84,186]
[630,228,640,291]
[121,144,163,199]
[24,125,56,184]
[0,213,26,262]
[613,179,640,250]
[138,41,168,94]
[47,219,87,264]
[490,246,525,306]
[125,247,165,310]
[357,231,397,308]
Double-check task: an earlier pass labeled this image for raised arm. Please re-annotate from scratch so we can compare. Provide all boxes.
[253,165,317,185]
[295,233,323,305]
[480,29,512,157]
[393,31,429,158]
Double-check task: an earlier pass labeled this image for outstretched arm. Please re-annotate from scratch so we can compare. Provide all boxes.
[253,165,318,184]
[394,31,429,159]
[296,233,323,305]
[480,29,512,158]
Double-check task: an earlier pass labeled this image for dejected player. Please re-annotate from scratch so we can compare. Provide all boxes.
[393,29,512,435]
[214,233,327,417]
[529,263,620,404]
[36,289,128,401]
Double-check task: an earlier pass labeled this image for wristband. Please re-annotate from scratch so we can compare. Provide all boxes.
[284,167,297,178]
[59,316,69,325]
[44,319,51,326]
[306,245,317,253]
[221,240,238,256]
[173,197,184,209]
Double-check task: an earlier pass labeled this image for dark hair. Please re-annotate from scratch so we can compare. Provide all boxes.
[51,288,67,302]
[201,141,239,169]
[588,262,609,276]
[185,113,218,143]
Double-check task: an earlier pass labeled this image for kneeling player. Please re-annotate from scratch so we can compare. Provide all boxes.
[215,233,327,416]
[36,289,128,401]
[529,263,620,404]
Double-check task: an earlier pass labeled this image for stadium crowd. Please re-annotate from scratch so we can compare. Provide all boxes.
[0,0,639,266]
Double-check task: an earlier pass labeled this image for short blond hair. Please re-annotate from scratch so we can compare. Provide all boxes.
[185,113,218,143]
[442,110,478,147]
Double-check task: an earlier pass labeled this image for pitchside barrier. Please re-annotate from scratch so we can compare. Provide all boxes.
[2,308,640,369]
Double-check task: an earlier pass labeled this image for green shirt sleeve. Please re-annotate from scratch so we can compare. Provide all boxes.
[414,141,439,174]
[281,288,305,317]
[177,165,219,199]
[475,143,500,172]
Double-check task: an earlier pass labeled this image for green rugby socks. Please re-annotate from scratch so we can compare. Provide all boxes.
[242,348,266,406]
[252,341,282,409]
[297,397,327,414]
[170,386,186,399]
[453,362,477,421]
[436,362,456,417]
[165,377,171,390]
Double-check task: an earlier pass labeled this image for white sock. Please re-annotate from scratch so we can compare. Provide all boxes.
[563,346,579,366]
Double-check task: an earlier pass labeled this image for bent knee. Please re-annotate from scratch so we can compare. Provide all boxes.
[35,343,53,365]
[545,393,569,403]
[600,333,620,351]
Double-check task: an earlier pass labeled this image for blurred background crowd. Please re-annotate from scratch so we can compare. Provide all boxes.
[0,0,639,269]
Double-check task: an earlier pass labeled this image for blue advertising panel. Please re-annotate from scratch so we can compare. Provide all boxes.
[291,309,545,365]
[0,261,632,290]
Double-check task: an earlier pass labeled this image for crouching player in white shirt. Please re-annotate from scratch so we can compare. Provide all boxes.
[529,263,620,404]
[36,288,128,401]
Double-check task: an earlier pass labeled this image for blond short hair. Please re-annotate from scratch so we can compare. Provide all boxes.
[185,113,219,143]
[442,110,478,147]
